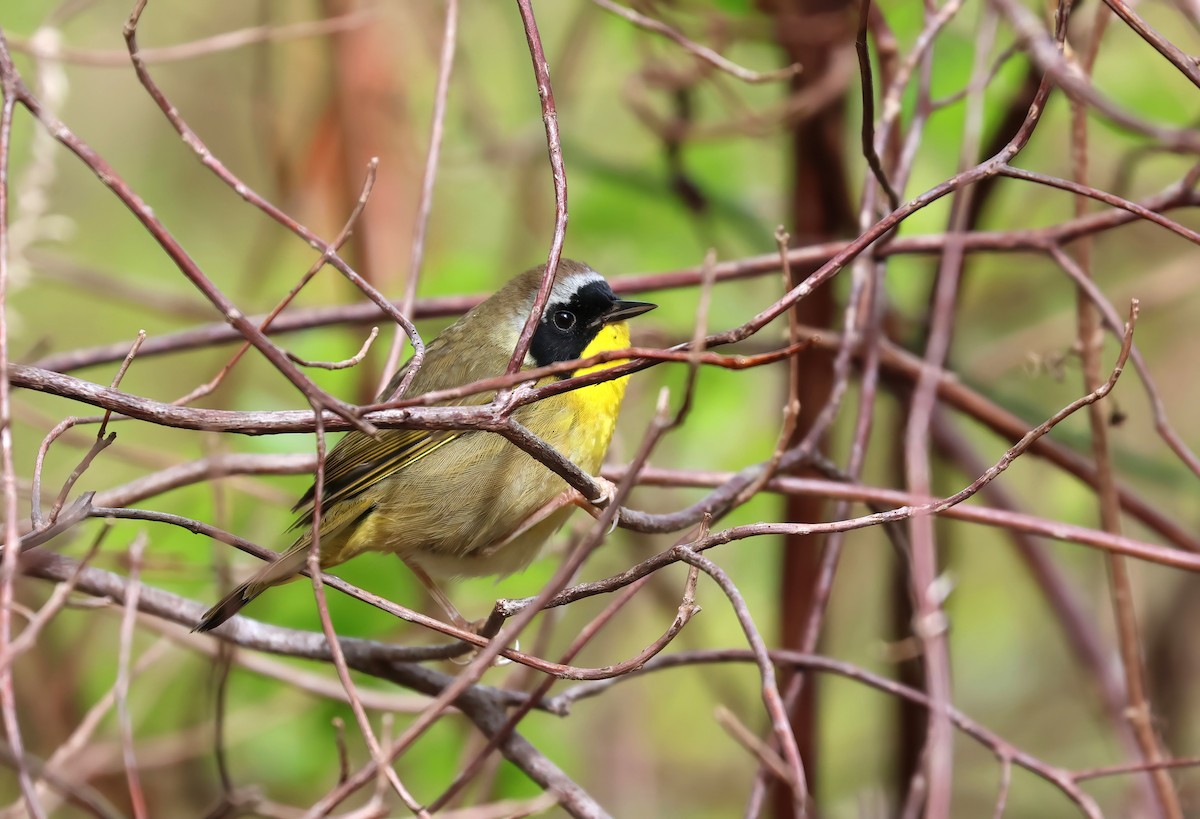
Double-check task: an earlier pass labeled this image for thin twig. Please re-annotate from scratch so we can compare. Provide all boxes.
[1063,33,1182,811]
[0,48,45,819]
[98,329,144,437]
[549,649,1103,818]
[590,0,800,84]
[114,534,148,819]
[287,327,379,370]
[381,0,459,397]
[506,0,567,376]
[677,547,808,815]
[304,411,428,814]
[174,158,381,406]
[854,0,901,210]
[9,10,376,66]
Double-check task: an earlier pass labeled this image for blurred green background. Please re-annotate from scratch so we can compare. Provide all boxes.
[4,0,1200,816]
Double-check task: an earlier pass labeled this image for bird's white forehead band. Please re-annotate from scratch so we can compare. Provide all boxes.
[549,267,604,306]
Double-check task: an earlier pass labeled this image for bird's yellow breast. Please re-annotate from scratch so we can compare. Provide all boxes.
[548,321,632,470]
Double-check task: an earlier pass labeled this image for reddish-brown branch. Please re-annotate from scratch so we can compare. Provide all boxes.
[0,37,373,435]
[177,158,381,406]
[507,0,567,376]
[380,0,459,396]
[677,547,809,814]
[1098,0,1200,89]
[119,2,427,415]
[8,10,376,67]
[428,566,700,813]
[990,0,1200,151]
[854,0,901,210]
[549,650,1104,819]
[19,552,606,818]
[590,0,801,84]
[30,178,1200,375]
[0,51,44,819]
[114,535,148,819]
[6,3,1200,815]
[1048,244,1200,479]
[306,393,677,815]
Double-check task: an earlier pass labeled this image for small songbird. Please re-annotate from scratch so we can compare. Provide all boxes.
[195,260,655,632]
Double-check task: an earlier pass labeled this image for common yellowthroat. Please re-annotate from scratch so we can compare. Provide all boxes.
[195,260,655,632]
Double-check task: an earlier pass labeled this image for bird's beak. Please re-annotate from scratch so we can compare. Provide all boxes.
[603,299,657,324]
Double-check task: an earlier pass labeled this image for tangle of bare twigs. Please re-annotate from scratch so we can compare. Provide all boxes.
[3,2,1200,818]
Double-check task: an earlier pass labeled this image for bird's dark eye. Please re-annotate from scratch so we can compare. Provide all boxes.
[552,310,576,331]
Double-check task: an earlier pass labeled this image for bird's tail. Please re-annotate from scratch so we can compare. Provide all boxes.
[193,545,311,633]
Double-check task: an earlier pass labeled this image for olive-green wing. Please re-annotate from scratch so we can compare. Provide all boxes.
[290,427,461,527]
[290,338,501,526]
